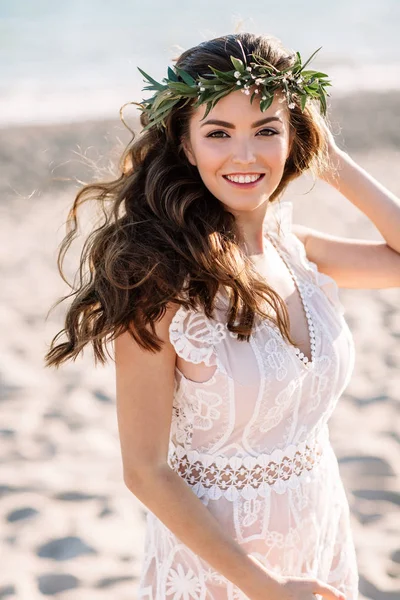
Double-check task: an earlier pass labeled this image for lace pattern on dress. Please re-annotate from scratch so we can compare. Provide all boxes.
[169,306,227,370]
[168,429,327,500]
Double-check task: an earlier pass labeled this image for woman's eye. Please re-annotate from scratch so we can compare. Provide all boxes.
[205,130,229,138]
[206,128,278,138]
[257,128,278,136]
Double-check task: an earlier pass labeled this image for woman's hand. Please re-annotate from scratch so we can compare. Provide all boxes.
[277,575,346,600]
[316,115,347,185]
[317,114,341,156]
[246,574,346,600]
[242,556,346,600]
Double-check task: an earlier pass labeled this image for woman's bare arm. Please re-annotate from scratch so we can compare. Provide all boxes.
[113,302,281,599]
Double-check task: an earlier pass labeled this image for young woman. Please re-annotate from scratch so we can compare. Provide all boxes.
[45,32,400,600]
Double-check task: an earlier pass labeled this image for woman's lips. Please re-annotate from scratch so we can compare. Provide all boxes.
[222,174,265,188]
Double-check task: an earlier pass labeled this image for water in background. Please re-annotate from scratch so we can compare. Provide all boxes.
[1,0,399,127]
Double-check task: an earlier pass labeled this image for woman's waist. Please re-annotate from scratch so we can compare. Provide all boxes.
[168,425,330,499]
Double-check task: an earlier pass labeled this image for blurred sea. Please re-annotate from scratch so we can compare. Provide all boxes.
[1,0,400,127]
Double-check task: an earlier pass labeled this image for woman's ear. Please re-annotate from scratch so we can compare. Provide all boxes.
[180,136,197,166]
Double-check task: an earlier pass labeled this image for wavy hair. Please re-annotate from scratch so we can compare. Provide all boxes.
[44,31,332,368]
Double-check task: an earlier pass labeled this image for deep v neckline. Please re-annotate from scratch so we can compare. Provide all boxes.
[263,231,316,369]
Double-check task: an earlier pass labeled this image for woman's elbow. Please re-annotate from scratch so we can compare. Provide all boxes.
[123,460,171,494]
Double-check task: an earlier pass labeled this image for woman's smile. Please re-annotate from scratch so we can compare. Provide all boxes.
[222,173,265,188]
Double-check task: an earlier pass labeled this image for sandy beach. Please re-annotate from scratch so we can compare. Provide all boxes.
[1,91,399,599]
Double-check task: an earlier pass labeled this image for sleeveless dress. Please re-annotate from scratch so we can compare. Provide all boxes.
[137,199,359,600]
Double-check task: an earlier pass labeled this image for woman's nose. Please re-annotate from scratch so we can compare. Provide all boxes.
[231,141,257,164]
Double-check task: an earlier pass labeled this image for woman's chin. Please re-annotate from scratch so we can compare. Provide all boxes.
[219,199,268,213]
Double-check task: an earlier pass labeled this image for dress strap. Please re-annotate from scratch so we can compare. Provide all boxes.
[264,199,345,316]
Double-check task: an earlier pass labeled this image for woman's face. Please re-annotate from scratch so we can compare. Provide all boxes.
[182,89,293,215]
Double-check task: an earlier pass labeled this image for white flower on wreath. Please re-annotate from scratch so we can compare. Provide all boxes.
[165,563,202,599]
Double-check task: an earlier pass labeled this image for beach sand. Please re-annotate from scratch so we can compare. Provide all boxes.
[1,92,399,599]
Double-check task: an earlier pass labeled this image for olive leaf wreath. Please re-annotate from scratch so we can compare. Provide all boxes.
[130,45,331,132]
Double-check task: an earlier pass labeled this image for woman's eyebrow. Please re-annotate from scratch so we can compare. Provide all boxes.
[200,116,283,128]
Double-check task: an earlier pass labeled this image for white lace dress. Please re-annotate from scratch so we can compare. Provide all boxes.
[137,200,359,600]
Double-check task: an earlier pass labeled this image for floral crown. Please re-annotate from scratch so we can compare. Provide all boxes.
[131,43,332,133]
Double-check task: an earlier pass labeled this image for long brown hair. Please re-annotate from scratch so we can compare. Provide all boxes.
[44,32,331,368]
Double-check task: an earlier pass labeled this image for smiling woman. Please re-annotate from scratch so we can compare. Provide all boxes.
[44,32,368,600]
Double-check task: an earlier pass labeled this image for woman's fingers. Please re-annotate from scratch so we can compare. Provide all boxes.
[312,578,346,600]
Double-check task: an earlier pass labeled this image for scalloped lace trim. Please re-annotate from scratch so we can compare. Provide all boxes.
[168,434,326,500]
[169,307,226,367]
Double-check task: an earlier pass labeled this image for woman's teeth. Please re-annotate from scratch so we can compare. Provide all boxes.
[225,174,262,183]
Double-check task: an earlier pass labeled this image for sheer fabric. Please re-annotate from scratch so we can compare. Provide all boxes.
[137,199,359,600]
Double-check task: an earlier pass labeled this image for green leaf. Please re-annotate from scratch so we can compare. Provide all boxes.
[210,84,229,91]
[207,89,232,107]
[293,51,302,69]
[279,65,295,74]
[299,46,322,73]
[303,88,318,98]
[197,87,215,100]
[319,92,327,115]
[261,87,273,97]
[150,90,171,112]
[137,67,165,91]
[202,101,214,119]
[230,56,245,73]
[305,81,320,91]
[193,92,212,108]
[197,88,234,116]
[141,96,156,108]
[141,82,168,94]
[251,54,279,72]
[208,66,236,82]
[300,94,308,111]
[168,81,197,95]
[149,98,180,119]
[141,121,154,132]
[212,88,234,102]
[305,70,329,79]
[281,79,289,90]
[260,95,274,112]
[174,66,196,87]
[262,76,279,84]
[197,76,219,86]
[167,66,179,82]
